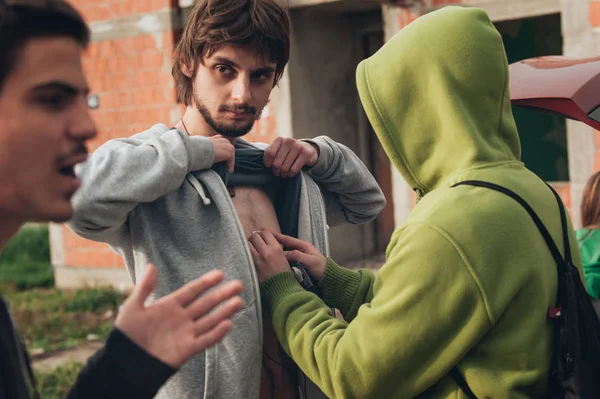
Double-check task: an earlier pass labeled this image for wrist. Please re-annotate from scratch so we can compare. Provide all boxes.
[312,260,326,281]
[306,142,320,167]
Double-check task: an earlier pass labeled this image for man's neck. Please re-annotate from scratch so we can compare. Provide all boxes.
[176,107,216,138]
[0,214,23,251]
[176,107,238,145]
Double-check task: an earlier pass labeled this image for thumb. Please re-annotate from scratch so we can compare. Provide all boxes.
[263,149,273,168]
[131,264,157,307]
[285,250,312,267]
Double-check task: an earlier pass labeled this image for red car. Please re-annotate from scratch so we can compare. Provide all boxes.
[509,55,600,130]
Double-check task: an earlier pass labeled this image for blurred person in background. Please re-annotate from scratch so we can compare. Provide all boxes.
[577,170,600,307]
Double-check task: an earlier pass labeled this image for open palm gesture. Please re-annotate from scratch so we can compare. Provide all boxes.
[114,265,244,367]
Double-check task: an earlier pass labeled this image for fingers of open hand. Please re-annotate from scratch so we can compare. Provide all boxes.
[186,280,243,321]
[174,270,225,307]
[193,296,244,336]
[192,320,233,353]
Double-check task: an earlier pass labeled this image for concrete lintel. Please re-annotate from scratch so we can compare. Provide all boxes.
[89,8,181,43]
[274,69,294,138]
[426,0,561,22]
[381,3,402,41]
[49,223,65,268]
[560,0,592,37]
[54,264,134,291]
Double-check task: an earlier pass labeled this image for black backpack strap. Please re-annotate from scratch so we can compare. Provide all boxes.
[449,180,571,398]
[545,183,572,265]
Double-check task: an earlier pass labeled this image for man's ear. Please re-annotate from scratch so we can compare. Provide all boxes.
[180,56,193,78]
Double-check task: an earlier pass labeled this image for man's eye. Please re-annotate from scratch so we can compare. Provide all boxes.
[39,95,69,109]
[254,72,270,81]
[216,65,234,76]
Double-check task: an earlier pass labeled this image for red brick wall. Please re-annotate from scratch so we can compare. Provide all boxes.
[83,33,178,152]
[69,0,175,23]
[590,0,600,27]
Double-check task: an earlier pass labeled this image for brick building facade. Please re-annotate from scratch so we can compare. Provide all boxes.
[51,0,600,288]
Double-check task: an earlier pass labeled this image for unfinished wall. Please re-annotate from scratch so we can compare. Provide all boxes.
[288,7,380,262]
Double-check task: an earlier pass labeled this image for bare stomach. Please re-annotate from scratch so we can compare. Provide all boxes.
[231,187,281,238]
[231,186,297,399]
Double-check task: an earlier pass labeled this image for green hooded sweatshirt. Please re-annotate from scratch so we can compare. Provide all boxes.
[576,228,600,299]
[260,6,582,398]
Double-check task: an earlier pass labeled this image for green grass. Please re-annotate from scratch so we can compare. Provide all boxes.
[36,362,83,399]
[0,225,54,291]
[0,224,50,264]
[0,261,54,291]
[5,287,127,352]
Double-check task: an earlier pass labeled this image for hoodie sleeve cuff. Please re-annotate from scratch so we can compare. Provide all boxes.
[300,137,333,176]
[260,271,305,312]
[318,258,362,311]
[186,135,215,172]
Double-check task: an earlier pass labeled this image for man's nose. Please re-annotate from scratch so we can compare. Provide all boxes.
[69,99,97,141]
[231,77,252,104]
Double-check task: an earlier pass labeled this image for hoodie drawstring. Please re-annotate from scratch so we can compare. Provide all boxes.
[186,174,212,206]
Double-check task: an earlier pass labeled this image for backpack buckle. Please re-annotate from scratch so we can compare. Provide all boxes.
[548,307,562,319]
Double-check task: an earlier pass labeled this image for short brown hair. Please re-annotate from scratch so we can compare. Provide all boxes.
[582,171,600,228]
[172,0,290,106]
[0,0,89,94]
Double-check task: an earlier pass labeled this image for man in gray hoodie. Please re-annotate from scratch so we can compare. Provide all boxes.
[67,0,386,398]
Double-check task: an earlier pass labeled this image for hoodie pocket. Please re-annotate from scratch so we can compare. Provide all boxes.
[203,306,262,398]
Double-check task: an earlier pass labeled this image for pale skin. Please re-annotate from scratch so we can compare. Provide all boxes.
[115,265,244,368]
[0,36,244,369]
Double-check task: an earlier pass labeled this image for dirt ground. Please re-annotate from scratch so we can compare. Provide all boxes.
[32,342,104,371]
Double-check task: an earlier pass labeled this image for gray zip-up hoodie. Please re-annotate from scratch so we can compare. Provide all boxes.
[67,123,386,399]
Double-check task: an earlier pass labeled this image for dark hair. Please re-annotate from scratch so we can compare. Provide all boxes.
[581,170,600,228]
[172,0,290,106]
[0,0,90,93]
